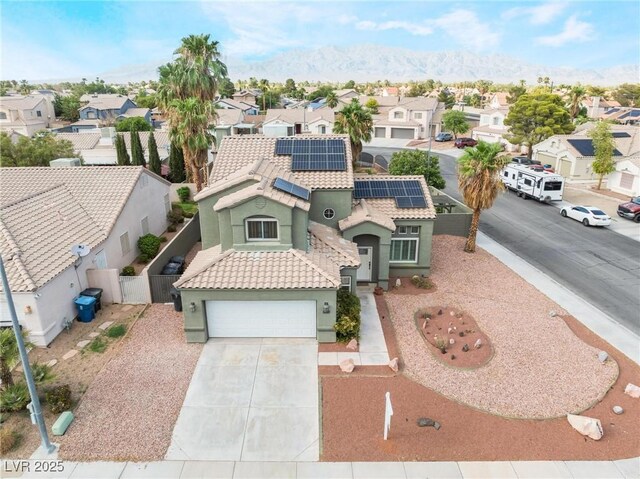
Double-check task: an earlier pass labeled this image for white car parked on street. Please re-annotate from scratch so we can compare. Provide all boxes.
[560,205,612,227]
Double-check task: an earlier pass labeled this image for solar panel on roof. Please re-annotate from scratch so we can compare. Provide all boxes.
[612,132,631,138]
[630,110,640,117]
[289,138,347,171]
[567,139,622,157]
[275,138,294,155]
[353,179,428,208]
[273,177,310,201]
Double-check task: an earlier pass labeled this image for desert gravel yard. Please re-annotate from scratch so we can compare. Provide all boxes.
[58,304,203,461]
[386,235,619,419]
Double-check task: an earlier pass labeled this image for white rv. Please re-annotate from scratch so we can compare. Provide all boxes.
[501,164,564,202]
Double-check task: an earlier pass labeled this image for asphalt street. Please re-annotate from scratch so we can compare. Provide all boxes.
[364,146,640,336]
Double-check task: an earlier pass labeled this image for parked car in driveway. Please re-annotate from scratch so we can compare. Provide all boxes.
[435,132,453,142]
[161,256,185,275]
[560,205,612,227]
[617,196,640,222]
[454,137,477,148]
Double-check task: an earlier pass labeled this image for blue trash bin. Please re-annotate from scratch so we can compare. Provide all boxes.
[74,296,97,323]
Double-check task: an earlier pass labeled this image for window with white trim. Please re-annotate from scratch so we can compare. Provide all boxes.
[393,111,403,119]
[141,216,149,236]
[390,238,418,263]
[340,276,352,291]
[323,208,335,219]
[410,226,420,234]
[414,112,423,119]
[245,217,279,241]
[397,226,408,234]
[120,232,131,256]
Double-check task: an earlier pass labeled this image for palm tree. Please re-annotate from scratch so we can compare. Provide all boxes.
[325,92,338,109]
[259,79,270,111]
[567,85,586,119]
[157,34,226,191]
[0,328,32,389]
[333,98,373,168]
[457,141,511,253]
[168,97,214,191]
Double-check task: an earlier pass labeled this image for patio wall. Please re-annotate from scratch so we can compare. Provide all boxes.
[430,188,473,237]
[169,183,197,203]
[87,268,122,304]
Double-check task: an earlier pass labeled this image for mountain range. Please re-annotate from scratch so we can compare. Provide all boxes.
[94,44,638,86]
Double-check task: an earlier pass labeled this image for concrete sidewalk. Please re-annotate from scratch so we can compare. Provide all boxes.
[4,457,639,478]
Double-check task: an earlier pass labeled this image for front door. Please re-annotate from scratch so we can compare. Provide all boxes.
[357,247,373,282]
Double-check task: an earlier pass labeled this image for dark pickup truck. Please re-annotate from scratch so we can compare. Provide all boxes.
[617,196,640,222]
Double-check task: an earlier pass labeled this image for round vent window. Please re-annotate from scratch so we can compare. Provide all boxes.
[323,208,335,220]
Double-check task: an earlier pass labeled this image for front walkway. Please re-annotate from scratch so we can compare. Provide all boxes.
[10,457,640,478]
[165,338,319,462]
[317,292,390,366]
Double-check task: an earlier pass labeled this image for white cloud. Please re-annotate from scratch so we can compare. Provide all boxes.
[502,2,568,25]
[200,1,337,57]
[434,9,501,50]
[536,15,594,46]
[355,19,432,36]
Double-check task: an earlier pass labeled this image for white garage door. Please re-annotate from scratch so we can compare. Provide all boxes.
[206,300,316,338]
[390,128,415,139]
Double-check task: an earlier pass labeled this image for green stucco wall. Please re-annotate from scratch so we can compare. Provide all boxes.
[229,198,298,251]
[342,222,392,290]
[180,288,337,343]
[388,219,434,278]
[308,189,353,228]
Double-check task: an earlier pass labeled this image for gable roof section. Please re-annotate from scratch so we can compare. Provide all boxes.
[0,166,168,234]
[175,246,340,290]
[308,221,360,268]
[264,109,334,125]
[213,176,310,212]
[339,199,396,232]
[79,94,131,111]
[118,107,150,118]
[55,132,101,150]
[0,95,45,111]
[210,135,353,190]
[217,98,258,111]
[0,185,107,292]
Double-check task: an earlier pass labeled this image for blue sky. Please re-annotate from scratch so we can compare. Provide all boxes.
[1,0,638,81]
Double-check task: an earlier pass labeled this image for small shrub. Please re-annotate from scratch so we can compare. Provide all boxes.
[336,289,361,320]
[183,211,194,218]
[434,337,447,354]
[0,383,30,412]
[120,265,135,276]
[167,224,177,233]
[159,236,168,243]
[334,315,361,342]
[88,337,107,353]
[45,385,72,414]
[411,275,433,289]
[31,362,55,384]
[137,254,149,264]
[167,209,184,226]
[0,427,21,454]
[137,233,161,259]
[106,324,126,338]
[176,186,191,202]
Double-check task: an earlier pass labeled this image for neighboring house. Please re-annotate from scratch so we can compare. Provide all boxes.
[116,107,152,125]
[212,109,258,145]
[78,94,137,122]
[53,119,101,133]
[0,95,53,136]
[608,157,640,196]
[262,109,335,136]
[380,87,399,97]
[471,107,519,152]
[451,104,483,129]
[532,124,640,182]
[372,97,442,140]
[232,90,259,105]
[581,96,621,118]
[55,128,171,165]
[487,92,509,109]
[0,166,170,346]
[174,135,436,343]
[216,98,260,116]
[600,107,640,125]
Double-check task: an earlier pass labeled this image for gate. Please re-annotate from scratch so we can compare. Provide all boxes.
[149,275,181,303]
[119,276,149,304]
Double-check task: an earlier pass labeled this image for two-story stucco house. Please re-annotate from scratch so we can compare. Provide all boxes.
[174,135,436,343]
[216,98,260,116]
[78,94,138,122]
[262,109,335,136]
[471,107,520,152]
[372,97,442,140]
[0,166,170,346]
[0,95,53,136]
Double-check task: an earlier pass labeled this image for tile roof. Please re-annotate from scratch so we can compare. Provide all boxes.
[119,107,150,118]
[79,94,131,110]
[338,199,396,232]
[210,135,354,190]
[217,98,258,111]
[55,132,101,150]
[213,176,310,212]
[0,166,168,234]
[264,108,334,125]
[215,108,244,126]
[0,185,107,292]
[175,245,340,290]
[120,131,171,150]
[0,95,46,111]
[308,221,360,268]
[349,175,437,220]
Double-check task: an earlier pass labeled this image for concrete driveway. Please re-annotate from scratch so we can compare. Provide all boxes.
[165,338,319,462]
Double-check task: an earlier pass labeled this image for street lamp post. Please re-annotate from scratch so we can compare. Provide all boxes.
[0,255,55,454]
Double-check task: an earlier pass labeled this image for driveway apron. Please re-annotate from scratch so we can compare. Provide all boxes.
[165,338,319,462]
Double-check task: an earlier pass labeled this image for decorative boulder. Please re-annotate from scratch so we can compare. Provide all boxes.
[567,414,603,440]
[549,310,557,317]
[624,383,640,398]
[613,406,624,415]
[346,339,358,351]
[474,339,483,349]
[449,338,455,345]
[395,278,402,288]
[462,344,469,352]
[598,351,608,363]
[388,357,399,372]
[339,359,355,373]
